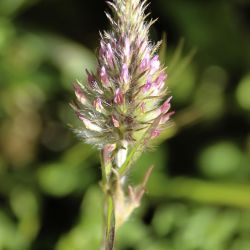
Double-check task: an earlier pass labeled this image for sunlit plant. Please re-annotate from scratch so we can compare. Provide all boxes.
[70,0,173,249]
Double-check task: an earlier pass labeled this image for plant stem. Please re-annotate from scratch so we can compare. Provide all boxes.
[101,153,116,250]
[103,193,116,250]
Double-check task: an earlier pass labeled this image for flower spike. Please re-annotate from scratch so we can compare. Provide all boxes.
[71,0,172,152]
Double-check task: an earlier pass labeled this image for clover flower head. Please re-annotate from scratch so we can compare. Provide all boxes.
[71,0,173,168]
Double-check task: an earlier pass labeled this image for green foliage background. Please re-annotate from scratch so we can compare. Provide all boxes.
[0,0,249,249]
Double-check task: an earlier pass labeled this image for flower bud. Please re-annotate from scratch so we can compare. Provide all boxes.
[161,96,172,113]
[93,98,104,113]
[114,88,124,105]
[77,113,102,132]
[120,64,129,85]
[86,69,96,87]
[74,83,87,105]
[100,66,109,86]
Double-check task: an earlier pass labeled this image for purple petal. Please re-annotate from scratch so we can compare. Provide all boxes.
[114,88,124,105]
[74,83,87,105]
[99,41,105,57]
[93,97,103,112]
[150,55,160,74]
[121,64,129,83]
[100,66,109,86]
[160,96,172,113]
[155,72,167,87]
[151,129,160,139]
[86,69,96,87]
[106,43,114,65]
[140,53,150,71]
[160,111,175,124]
[142,81,152,93]
[77,113,102,132]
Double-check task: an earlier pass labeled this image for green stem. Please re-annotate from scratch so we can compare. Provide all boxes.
[100,153,116,250]
[104,194,116,250]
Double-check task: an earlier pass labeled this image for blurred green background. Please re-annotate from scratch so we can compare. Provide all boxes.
[0,0,249,249]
